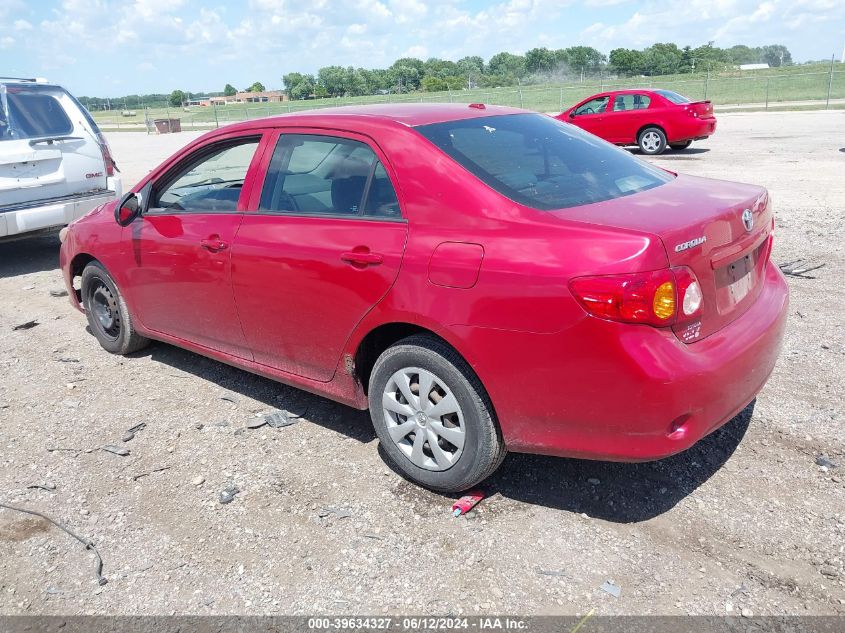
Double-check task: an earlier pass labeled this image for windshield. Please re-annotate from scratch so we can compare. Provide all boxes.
[416,113,673,210]
[654,89,691,104]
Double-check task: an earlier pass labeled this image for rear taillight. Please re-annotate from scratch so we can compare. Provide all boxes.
[96,132,117,177]
[569,267,702,327]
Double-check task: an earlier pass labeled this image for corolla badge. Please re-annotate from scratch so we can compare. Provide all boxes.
[674,236,707,253]
[742,208,754,232]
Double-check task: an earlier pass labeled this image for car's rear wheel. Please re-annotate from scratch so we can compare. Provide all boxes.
[368,334,506,492]
[638,127,667,155]
[81,261,149,355]
[670,141,692,150]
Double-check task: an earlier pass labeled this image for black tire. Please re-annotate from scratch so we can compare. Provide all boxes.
[670,141,692,150]
[368,334,506,492]
[81,261,149,355]
[638,126,667,155]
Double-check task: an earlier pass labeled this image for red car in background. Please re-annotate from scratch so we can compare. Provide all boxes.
[557,89,717,155]
[59,104,785,492]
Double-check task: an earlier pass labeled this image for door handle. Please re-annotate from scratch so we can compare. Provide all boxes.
[341,250,383,266]
[201,237,228,252]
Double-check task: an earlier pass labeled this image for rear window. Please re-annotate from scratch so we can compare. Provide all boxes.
[654,89,691,104]
[0,86,73,140]
[416,113,672,210]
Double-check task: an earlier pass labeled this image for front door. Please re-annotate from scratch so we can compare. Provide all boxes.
[570,95,610,138]
[123,136,263,359]
[232,131,408,381]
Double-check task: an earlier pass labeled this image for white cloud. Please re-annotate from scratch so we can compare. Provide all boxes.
[13,19,32,30]
[0,36,14,49]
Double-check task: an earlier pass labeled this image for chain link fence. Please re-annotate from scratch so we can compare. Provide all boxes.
[93,68,845,132]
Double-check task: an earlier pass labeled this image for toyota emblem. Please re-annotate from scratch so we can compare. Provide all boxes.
[741,209,754,232]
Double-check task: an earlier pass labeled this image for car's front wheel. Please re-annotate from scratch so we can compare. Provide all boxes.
[81,261,149,355]
[638,127,667,155]
[670,140,692,150]
[369,334,506,492]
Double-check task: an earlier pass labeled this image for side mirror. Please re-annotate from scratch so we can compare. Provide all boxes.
[568,111,576,119]
[114,192,141,227]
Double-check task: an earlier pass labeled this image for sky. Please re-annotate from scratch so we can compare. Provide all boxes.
[1,0,843,97]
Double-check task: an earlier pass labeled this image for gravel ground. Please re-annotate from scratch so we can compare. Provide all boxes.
[1,110,843,616]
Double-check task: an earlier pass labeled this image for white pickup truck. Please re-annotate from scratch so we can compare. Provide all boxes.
[0,78,121,240]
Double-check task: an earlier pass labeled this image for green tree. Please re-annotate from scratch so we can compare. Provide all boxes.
[642,43,682,75]
[487,52,526,78]
[421,76,448,92]
[562,46,606,73]
[282,72,315,100]
[317,65,349,97]
[609,48,644,75]
[223,83,237,96]
[248,81,266,92]
[761,45,792,67]
[169,89,186,107]
[524,47,557,74]
[390,57,425,92]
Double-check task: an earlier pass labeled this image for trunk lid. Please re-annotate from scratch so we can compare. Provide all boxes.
[550,174,773,342]
[0,83,109,208]
[688,100,714,118]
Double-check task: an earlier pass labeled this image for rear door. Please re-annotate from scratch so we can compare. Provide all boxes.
[231,129,408,381]
[0,83,108,207]
[123,133,266,359]
[603,93,652,144]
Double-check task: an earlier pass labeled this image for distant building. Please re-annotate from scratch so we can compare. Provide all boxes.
[739,63,770,71]
[187,91,288,107]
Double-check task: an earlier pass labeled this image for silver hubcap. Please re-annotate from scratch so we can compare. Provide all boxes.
[641,131,662,152]
[382,367,465,471]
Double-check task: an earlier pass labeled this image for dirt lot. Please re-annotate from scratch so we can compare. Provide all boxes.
[1,110,843,616]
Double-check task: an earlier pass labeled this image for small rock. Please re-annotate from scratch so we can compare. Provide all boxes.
[63,400,81,409]
[79,509,89,516]
[740,608,753,618]
[192,476,205,486]
[12,320,39,331]
[219,485,240,504]
[816,455,839,469]
[725,602,733,613]
[587,478,601,485]
[819,565,840,578]
[246,418,267,430]
[49,289,69,298]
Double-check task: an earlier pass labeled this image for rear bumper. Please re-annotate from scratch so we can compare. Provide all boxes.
[674,117,717,142]
[461,262,788,461]
[0,176,121,238]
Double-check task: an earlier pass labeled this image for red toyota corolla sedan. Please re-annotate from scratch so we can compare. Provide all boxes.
[557,89,717,155]
[59,104,787,492]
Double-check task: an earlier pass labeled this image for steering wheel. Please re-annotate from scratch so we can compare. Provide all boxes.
[583,107,595,114]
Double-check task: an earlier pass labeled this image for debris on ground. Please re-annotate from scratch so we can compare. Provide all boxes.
[49,289,69,298]
[246,418,267,430]
[600,580,622,598]
[535,568,567,577]
[0,502,107,586]
[318,507,352,519]
[265,410,297,428]
[815,454,839,469]
[26,483,57,492]
[220,393,239,404]
[191,476,205,486]
[12,320,39,331]
[132,465,172,481]
[56,357,80,363]
[219,485,240,504]
[101,445,130,457]
[778,259,826,279]
[451,490,485,517]
[122,422,147,443]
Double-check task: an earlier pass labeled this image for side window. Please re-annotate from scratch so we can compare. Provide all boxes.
[154,139,259,213]
[613,95,634,111]
[575,96,609,116]
[632,94,651,109]
[260,134,401,219]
